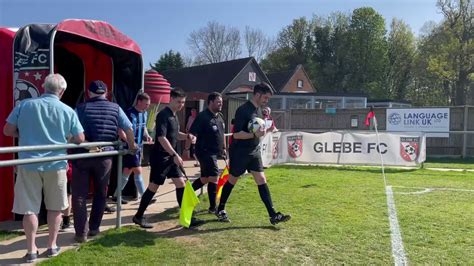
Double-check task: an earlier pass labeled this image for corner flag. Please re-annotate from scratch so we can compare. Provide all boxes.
[365,106,375,127]
[179,180,200,228]
[216,166,229,200]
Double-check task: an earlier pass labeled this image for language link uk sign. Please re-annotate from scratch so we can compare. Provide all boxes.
[386,108,450,137]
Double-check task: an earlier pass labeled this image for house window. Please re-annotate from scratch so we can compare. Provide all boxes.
[297,80,304,88]
[249,72,256,82]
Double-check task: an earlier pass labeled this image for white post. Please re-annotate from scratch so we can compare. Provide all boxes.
[462,105,468,158]
[199,99,205,112]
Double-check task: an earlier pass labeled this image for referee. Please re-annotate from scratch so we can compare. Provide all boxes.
[132,88,202,228]
[186,92,226,214]
[216,83,291,225]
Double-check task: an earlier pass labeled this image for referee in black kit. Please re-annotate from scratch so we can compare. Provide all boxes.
[186,92,226,214]
[132,88,203,228]
[215,82,291,225]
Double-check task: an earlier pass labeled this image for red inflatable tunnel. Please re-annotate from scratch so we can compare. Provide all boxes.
[0,28,17,221]
[0,20,143,221]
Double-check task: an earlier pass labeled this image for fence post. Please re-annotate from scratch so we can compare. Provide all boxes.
[116,142,123,229]
[462,105,468,158]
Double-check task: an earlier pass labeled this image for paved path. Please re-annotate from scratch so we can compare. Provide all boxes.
[0,161,207,265]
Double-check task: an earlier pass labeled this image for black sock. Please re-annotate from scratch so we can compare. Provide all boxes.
[192,178,204,191]
[135,189,156,218]
[217,181,234,212]
[258,183,276,217]
[176,187,184,207]
[62,215,70,225]
[207,182,217,209]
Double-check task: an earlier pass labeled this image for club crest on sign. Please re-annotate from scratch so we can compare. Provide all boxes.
[272,135,279,159]
[400,137,420,162]
[287,135,303,158]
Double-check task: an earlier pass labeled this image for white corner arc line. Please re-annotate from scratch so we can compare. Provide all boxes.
[392,186,474,193]
[397,188,432,195]
[386,185,408,265]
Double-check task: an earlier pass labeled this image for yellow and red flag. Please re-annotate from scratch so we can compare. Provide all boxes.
[216,166,229,199]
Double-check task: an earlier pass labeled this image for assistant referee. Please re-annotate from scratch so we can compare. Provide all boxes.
[186,92,226,213]
[132,88,202,228]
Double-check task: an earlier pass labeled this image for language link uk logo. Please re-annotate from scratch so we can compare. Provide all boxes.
[388,112,402,125]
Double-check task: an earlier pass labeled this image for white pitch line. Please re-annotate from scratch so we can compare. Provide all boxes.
[397,188,433,195]
[392,186,474,193]
[385,185,408,266]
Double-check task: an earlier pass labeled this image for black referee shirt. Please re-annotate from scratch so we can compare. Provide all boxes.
[230,101,260,152]
[190,109,225,156]
[153,106,179,158]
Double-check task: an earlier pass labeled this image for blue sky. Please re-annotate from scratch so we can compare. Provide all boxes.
[1,0,443,68]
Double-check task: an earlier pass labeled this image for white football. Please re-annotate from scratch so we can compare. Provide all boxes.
[404,144,416,156]
[248,117,265,133]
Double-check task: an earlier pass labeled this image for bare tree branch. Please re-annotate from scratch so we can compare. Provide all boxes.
[244,26,273,62]
[187,21,242,64]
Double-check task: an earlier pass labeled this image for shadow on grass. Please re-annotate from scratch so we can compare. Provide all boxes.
[155,223,279,238]
[301,184,319,189]
[146,208,279,234]
[85,210,279,251]
[87,227,156,248]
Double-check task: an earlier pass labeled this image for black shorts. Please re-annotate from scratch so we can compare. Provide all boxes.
[229,147,263,177]
[66,179,71,195]
[196,154,219,177]
[149,155,183,185]
[190,144,196,157]
[123,152,141,169]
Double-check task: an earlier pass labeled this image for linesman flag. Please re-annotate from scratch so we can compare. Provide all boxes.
[179,180,200,228]
[216,166,230,200]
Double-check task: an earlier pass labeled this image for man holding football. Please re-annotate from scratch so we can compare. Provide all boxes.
[215,82,291,225]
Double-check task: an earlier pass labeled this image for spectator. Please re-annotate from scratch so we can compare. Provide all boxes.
[3,74,85,262]
[262,107,277,132]
[72,80,136,243]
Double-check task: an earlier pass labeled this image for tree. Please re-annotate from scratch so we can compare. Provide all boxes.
[407,0,473,106]
[387,19,416,100]
[433,0,473,105]
[187,21,241,64]
[261,17,314,74]
[243,26,274,62]
[309,12,351,92]
[347,7,389,98]
[150,50,184,72]
[260,47,298,73]
[276,17,314,64]
[407,21,455,106]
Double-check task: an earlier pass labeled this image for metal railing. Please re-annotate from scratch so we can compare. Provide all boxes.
[0,141,130,228]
